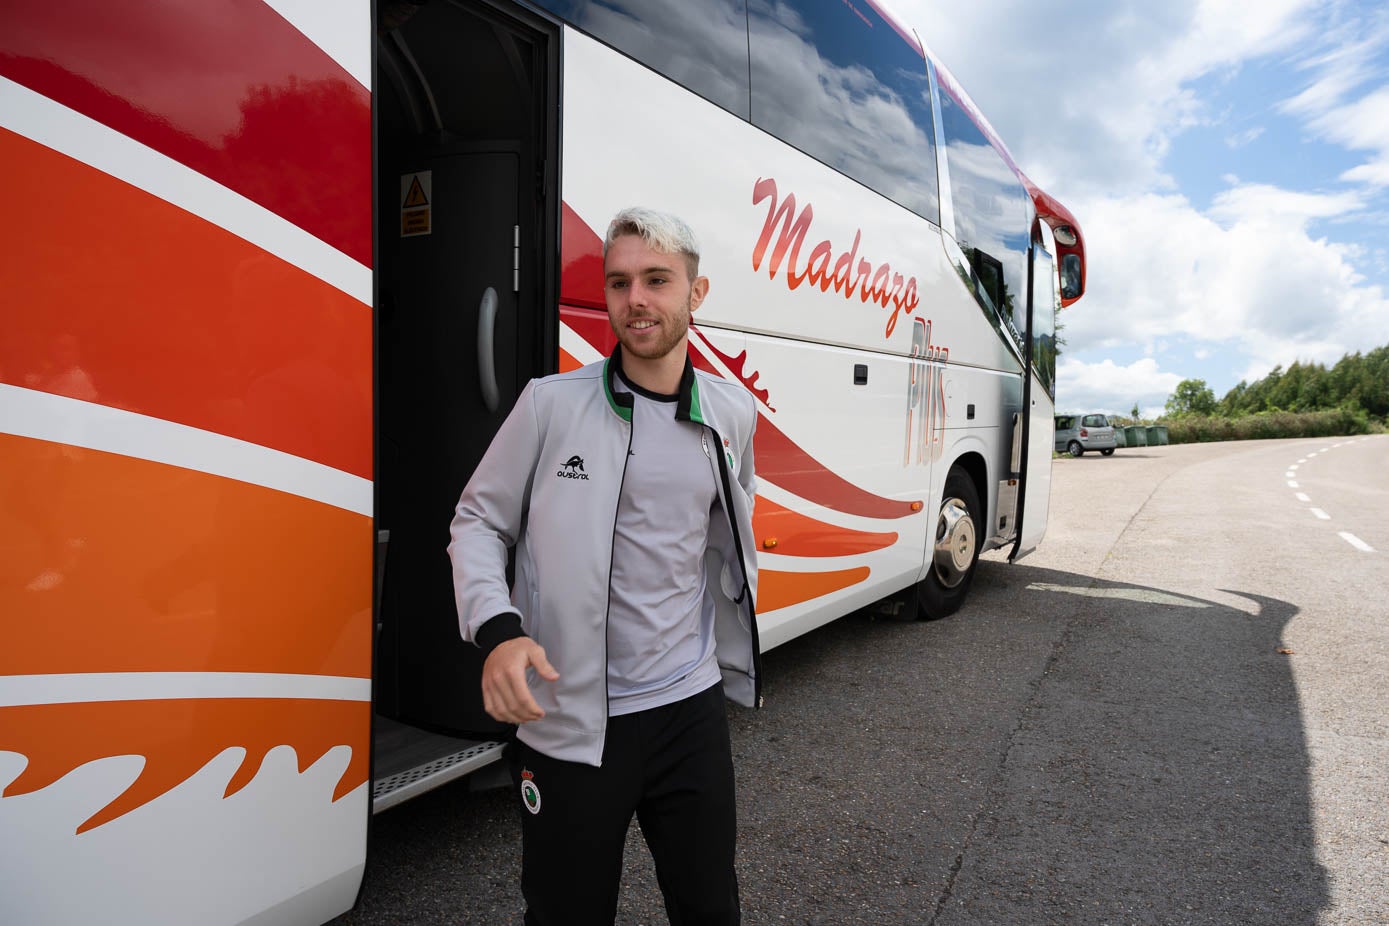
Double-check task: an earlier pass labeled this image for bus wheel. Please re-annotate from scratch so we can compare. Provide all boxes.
[1067,441,1084,457]
[918,467,981,620]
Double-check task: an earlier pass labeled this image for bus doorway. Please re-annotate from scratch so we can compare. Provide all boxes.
[373,0,557,787]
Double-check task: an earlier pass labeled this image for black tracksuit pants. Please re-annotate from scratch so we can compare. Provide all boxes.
[506,682,740,925]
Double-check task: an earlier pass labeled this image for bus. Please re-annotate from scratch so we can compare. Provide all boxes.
[0,0,1086,921]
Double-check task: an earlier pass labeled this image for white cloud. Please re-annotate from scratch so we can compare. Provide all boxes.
[1307,86,1389,186]
[1225,126,1266,147]
[889,0,1389,401]
[1207,183,1365,227]
[1280,6,1389,119]
[1064,186,1389,391]
[1278,8,1389,188]
[1056,356,1182,418]
[1342,160,1389,186]
[897,0,1319,197]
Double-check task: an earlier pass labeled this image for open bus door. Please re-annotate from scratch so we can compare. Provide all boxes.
[370,0,557,806]
[1010,221,1060,561]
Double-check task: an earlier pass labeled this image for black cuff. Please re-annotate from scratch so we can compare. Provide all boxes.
[475,613,527,657]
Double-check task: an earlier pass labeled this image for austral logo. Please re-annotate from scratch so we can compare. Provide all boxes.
[557,454,589,480]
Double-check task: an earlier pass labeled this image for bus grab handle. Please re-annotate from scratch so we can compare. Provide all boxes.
[477,286,500,413]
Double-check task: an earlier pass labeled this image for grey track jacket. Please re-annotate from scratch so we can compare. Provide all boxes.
[449,347,760,766]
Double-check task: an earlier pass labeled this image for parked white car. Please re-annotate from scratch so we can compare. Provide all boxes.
[1055,414,1117,456]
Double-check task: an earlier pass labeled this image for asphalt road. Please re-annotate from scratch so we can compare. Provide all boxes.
[336,435,1389,925]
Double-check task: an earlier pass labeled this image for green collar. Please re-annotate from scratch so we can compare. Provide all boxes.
[603,346,704,424]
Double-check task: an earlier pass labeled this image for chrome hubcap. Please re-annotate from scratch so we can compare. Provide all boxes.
[933,497,976,588]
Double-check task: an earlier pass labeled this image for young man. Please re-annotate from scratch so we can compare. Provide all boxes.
[449,207,760,925]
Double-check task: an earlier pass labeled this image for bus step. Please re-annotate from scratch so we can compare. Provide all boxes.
[372,740,507,814]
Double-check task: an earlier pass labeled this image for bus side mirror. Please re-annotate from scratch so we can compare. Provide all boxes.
[1060,253,1083,301]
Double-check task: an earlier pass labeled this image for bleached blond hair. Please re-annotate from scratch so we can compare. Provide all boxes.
[603,207,701,280]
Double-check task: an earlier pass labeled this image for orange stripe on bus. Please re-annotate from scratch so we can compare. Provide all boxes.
[0,129,372,479]
[753,496,898,557]
[0,698,369,834]
[0,433,371,678]
[756,566,871,614]
[558,347,582,373]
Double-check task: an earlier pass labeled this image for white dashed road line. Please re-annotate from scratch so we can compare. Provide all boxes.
[1287,442,1377,553]
[1339,532,1375,553]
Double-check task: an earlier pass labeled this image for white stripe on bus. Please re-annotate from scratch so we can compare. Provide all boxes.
[0,76,370,306]
[264,0,371,89]
[0,672,371,708]
[0,384,372,516]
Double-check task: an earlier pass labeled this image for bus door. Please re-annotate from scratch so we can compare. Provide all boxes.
[375,0,557,735]
[1010,222,1059,561]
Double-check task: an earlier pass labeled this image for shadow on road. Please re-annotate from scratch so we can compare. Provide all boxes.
[338,560,1329,925]
[732,560,1330,925]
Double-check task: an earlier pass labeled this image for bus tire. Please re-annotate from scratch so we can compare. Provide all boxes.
[917,466,982,620]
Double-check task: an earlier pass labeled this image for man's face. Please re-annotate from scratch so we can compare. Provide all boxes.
[603,234,708,363]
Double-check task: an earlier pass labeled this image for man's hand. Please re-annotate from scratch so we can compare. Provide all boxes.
[481,637,560,724]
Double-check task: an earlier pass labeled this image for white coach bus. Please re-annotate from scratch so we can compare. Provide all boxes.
[0,0,1085,921]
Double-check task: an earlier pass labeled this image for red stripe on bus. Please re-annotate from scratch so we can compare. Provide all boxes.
[561,201,607,310]
[0,130,372,479]
[687,345,921,520]
[751,421,921,520]
[561,305,616,355]
[753,496,897,557]
[1,698,369,834]
[0,433,372,678]
[0,0,371,265]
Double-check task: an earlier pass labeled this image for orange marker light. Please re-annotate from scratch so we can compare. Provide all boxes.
[910,501,924,512]
[762,538,779,550]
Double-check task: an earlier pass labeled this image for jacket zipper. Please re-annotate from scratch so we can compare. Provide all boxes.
[601,416,635,736]
[707,421,762,707]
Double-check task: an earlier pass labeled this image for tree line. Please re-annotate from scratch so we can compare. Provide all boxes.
[1158,344,1388,442]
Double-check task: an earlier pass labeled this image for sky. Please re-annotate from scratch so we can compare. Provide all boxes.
[896,0,1389,417]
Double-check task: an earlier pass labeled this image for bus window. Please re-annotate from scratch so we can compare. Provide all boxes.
[747,0,939,223]
[938,88,1031,341]
[532,0,751,118]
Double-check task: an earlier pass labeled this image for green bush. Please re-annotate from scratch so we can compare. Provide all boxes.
[1161,407,1374,444]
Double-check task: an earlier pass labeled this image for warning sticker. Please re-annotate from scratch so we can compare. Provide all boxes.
[401,171,432,237]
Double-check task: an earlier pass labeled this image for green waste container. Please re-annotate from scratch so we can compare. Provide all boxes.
[1147,426,1168,446]
[1114,428,1128,448]
[1125,426,1148,446]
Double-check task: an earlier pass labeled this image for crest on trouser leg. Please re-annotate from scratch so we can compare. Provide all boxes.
[520,768,541,815]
